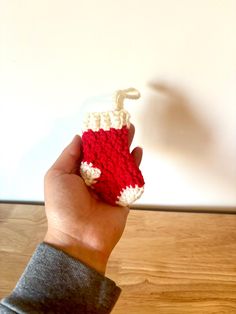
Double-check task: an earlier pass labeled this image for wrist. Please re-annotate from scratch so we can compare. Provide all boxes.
[44,228,108,275]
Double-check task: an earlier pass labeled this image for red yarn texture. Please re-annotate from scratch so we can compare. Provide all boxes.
[81,126,145,206]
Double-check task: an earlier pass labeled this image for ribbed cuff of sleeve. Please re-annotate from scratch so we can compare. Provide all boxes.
[1,242,121,314]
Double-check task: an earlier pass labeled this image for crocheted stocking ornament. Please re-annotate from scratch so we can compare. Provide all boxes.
[80,88,145,207]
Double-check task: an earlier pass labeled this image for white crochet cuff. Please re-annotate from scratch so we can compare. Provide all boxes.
[82,109,130,132]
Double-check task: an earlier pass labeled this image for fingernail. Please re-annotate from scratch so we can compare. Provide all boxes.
[72,135,81,143]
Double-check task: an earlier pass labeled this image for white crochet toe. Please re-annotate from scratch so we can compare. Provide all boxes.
[116,185,144,207]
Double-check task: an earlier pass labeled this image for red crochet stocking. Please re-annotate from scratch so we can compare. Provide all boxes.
[80,88,145,206]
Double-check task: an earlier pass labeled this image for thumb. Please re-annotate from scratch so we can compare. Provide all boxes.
[49,135,82,174]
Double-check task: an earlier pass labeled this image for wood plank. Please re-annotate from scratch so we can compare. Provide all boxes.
[1,204,236,313]
[108,211,236,313]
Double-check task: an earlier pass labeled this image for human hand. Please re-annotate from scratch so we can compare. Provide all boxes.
[44,125,142,274]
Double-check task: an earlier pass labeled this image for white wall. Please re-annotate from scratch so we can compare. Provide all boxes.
[0,0,235,207]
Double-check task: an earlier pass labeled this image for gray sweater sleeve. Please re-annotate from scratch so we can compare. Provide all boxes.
[0,243,121,314]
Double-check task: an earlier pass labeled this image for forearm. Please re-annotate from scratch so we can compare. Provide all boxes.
[44,227,109,275]
[0,243,121,314]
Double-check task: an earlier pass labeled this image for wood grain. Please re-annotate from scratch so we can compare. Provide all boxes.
[1,203,236,313]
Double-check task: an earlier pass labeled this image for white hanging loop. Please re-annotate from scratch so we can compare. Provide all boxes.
[114,88,140,110]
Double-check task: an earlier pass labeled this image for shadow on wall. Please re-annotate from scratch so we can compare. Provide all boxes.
[139,81,236,201]
[140,82,212,161]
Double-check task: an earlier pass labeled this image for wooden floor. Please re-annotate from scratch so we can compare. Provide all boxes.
[1,204,236,313]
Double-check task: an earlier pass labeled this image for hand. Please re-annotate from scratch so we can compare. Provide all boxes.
[44,125,142,274]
